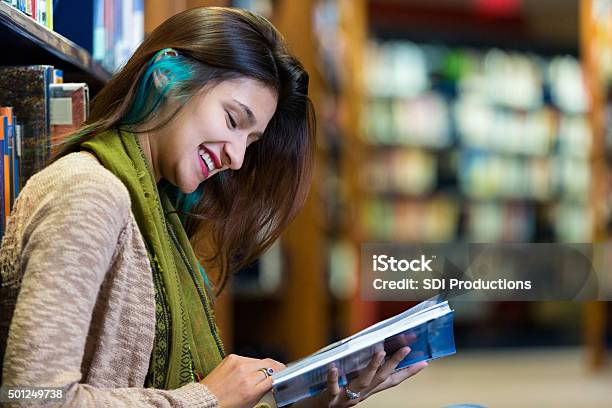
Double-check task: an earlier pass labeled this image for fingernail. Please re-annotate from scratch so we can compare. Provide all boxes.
[404,347,411,355]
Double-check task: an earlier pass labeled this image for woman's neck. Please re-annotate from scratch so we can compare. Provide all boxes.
[136,131,162,183]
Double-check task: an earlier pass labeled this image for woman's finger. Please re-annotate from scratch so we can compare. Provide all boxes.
[402,332,418,346]
[374,346,411,383]
[250,367,275,385]
[253,374,274,394]
[387,360,428,387]
[326,366,341,398]
[351,350,386,390]
[261,358,287,373]
[363,360,428,400]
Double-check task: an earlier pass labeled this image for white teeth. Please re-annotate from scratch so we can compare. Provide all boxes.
[198,148,215,172]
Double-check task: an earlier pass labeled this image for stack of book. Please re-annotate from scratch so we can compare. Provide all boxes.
[0,65,89,235]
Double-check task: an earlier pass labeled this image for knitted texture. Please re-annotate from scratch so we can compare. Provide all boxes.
[0,152,219,407]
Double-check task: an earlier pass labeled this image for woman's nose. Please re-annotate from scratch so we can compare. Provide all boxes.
[222,134,248,170]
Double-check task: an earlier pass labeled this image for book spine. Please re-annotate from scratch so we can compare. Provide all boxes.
[37,0,43,25]
[93,0,105,61]
[46,0,51,30]
[53,69,63,84]
[6,122,13,209]
[0,107,13,217]
[0,115,5,236]
[84,85,90,120]
[2,115,9,226]
[0,108,15,208]
[105,0,113,69]
[134,0,144,50]
[43,67,52,168]
[9,116,17,204]
[13,122,20,200]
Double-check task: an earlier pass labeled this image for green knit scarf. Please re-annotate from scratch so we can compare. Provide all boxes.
[81,128,224,389]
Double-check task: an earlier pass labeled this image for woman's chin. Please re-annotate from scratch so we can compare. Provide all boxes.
[180,185,198,194]
[176,179,199,194]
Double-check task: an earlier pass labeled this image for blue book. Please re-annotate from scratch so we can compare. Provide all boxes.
[0,116,6,236]
[272,296,456,407]
[5,116,13,209]
[9,118,18,203]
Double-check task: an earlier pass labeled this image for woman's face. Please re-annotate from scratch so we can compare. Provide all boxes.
[146,77,278,193]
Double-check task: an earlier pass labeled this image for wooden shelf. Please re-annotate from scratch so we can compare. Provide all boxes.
[0,2,111,93]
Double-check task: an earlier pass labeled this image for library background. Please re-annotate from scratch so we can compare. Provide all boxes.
[0,0,611,406]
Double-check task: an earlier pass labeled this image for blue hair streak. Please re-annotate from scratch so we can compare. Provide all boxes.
[121,48,194,126]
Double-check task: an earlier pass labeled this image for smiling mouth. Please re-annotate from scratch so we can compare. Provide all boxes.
[199,149,215,172]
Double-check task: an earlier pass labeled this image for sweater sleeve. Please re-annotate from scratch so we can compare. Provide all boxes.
[1,165,219,408]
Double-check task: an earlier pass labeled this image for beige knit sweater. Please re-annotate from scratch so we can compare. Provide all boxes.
[0,152,219,407]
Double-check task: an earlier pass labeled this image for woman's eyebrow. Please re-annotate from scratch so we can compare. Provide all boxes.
[232,98,256,126]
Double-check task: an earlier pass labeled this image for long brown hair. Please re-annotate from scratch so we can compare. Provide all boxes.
[53,7,316,296]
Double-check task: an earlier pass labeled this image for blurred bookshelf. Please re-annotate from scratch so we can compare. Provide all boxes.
[361,42,592,243]
[327,0,611,370]
[0,1,112,92]
[0,0,137,232]
[53,0,144,74]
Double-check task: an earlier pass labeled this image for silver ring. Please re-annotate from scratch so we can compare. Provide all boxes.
[259,367,274,378]
[345,387,361,400]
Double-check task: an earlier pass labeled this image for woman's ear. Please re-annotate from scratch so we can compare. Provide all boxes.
[153,48,179,90]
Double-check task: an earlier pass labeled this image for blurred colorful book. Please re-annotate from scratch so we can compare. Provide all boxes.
[50,83,90,157]
[1,0,53,29]
[0,114,6,235]
[0,107,22,233]
[0,66,53,192]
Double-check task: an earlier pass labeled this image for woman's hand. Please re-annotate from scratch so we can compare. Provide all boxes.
[199,353,286,408]
[311,346,428,407]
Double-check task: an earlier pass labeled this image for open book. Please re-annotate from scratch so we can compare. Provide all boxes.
[271,296,455,407]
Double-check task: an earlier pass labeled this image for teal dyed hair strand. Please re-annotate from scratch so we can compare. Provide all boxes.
[122,50,194,126]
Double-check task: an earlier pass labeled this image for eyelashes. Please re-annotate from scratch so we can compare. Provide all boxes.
[225,109,237,129]
[224,108,260,145]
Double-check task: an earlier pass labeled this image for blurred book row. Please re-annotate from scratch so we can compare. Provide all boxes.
[1,0,52,29]
[91,0,144,71]
[361,148,589,202]
[359,42,591,243]
[1,0,144,73]
[0,65,89,236]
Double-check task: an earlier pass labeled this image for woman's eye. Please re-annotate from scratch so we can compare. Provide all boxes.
[226,110,237,129]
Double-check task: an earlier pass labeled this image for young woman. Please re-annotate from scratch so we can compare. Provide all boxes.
[0,7,426,408]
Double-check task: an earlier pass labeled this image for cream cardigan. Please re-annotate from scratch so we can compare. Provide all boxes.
[0,152,218,407]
